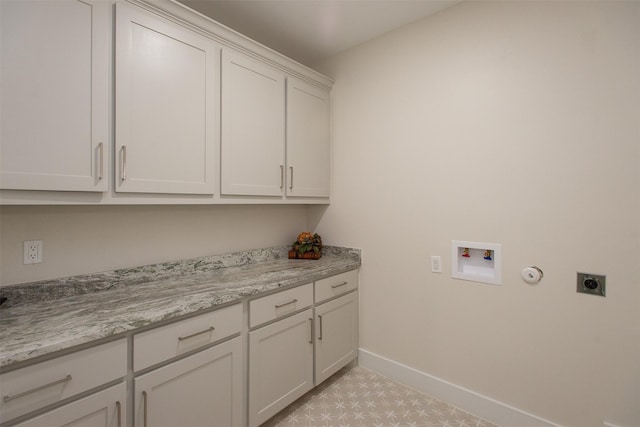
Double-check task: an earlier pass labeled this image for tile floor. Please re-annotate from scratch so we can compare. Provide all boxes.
[262,365,499,427]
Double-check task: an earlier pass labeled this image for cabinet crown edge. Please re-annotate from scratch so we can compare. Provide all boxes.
[125,0,335,92]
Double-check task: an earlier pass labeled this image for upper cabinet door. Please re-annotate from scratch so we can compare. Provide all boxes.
[115,3,217,195]
[220,50,285,197]
[286,78,330,198]
[0,0,109,192]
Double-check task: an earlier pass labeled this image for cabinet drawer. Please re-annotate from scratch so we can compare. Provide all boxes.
[249,283,313,328]
[134,304,242,372]
[0,339,126,423]
[13,382,126,427]
[314,270,358,303]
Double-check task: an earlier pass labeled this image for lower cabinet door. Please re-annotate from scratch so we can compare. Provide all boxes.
[315,291,359,384]
[15,383,125,427]
[135,337,243,427]
[249,309,314,427]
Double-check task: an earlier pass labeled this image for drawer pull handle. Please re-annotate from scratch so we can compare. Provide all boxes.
[331,281,349,289]
[3,374,72,403]
[318,315,323,340]
[178,326,215,341]
[116,401,122,427]
[142,391,148,427]
[275,298,298,309]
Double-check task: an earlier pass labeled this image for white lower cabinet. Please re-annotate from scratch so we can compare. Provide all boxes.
[315,291,359,384]
[2,271,357,427]
[248,271,359,426]
[0,339,127,426]
[135,336,243,427]
[132,304,243,427]
[13,383,126,427]
[249,309,314,427]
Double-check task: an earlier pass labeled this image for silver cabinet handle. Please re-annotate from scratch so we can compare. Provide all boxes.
[3,374,72,403]
[308,318,313,344]
[121,146,127,182]
[177,326,215,341]
[289,166,294,190]
[97,142,104,181]
[331,281,349,289]
[280,165,284,189]
[142,391,148,427]
[317,315,323,340]
[116,401,122,427]
[275,299,297,309]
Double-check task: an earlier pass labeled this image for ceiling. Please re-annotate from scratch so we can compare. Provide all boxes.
[178,0,463,67]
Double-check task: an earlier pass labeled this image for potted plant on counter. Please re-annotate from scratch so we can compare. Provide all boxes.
[288,232,322,259]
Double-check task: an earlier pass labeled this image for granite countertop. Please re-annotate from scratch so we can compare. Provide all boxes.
[0,246,360,370]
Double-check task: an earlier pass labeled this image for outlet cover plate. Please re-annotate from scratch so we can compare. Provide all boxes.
[24,240,43,264]
[577,272,605,297]
[431,256,442,273]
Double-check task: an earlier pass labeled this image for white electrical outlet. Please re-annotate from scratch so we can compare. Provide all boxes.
[431,256,442,273]
[24,240,43,264]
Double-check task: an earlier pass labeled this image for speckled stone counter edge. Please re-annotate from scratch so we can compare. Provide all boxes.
[0,245,359,308]
[0,246,360,369]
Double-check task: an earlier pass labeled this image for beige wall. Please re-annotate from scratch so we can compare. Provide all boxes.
[0,205,307,285]
[312,1,639,426]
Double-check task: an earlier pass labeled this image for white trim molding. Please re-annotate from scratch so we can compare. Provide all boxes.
[358,348,562,427]
[126,0,335,92]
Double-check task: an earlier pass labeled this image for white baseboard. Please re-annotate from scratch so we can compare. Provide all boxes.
[358,348,562,427]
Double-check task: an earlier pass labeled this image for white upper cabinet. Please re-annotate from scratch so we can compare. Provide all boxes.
[221,49,285,197]
[0,0,332,204]
[286,78,331,198]
[115,2,218,195]
[220,53,331,200]
[0,0,109,192]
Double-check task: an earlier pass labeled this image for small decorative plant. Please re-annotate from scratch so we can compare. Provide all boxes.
[289,232,322,259]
